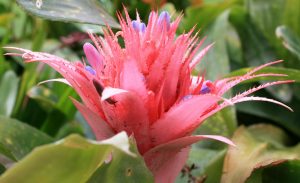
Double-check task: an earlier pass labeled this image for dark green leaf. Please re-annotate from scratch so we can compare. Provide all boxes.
[236,99,300,138]
[0,116,53,161]
[22,86,67,135]
[0,133,153,183]
[248,160,300,183]
[16,0,120,28]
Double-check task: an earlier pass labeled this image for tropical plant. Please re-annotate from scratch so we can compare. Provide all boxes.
[0,0,300,182]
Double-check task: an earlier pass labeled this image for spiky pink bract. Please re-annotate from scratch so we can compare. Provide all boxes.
[6,10,293,183]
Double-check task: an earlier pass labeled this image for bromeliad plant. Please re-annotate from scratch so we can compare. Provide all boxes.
[6,10,293,183]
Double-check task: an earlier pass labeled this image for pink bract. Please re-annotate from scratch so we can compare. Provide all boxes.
[6,10,293,183]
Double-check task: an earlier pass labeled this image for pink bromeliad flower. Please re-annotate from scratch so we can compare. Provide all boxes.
[6,10,293,183]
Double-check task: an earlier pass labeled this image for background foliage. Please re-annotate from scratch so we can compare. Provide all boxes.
[0,0,300,182]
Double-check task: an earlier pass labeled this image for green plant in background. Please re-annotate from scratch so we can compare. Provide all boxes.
[0,0,300,183]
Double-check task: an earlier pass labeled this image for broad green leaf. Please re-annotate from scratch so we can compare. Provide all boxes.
[0,71,19,117]
[247,160,300,183]
[74,23,104,34]
[221,124,300,183]
[0,116,53,161]
[246,0,300,68]
[16,0,120,28]
[181,0,240,33]
[245,0,286,44]
[0,133,153,183]
[87,138,153,183]
[276,25,300,60]
[229,6,276,66]
[246,0,300,39]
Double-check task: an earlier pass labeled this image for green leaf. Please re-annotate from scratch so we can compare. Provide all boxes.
[0,133,153,183]
[228,66,300,82]
[245,0,286,44]
[0,116,53,161]
[181,0,240,33]
[276,25,300,60]
[221,124,300,183]
[229,6,276,66]
[19,86,67,135]
[87,137,153,183]
[228,4,294,102]
[246,0,300,40]
[0,71,19,117]
[11,64,39,118]
[197,10,233,81]
[235,93,300,138]
[247,160,300,183]
[16,0,120,28]
[245,0,300,68]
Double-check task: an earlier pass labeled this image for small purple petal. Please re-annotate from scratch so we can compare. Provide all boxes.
[132,20,140,31]
[85,65,96,75]
[200,80,212,94]
[140,23,146,32]
[132,20,146,32]
[200,86,211,94]
[158,11,170,30]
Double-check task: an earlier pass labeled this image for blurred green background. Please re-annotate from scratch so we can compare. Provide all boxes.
[0,0,300,182]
